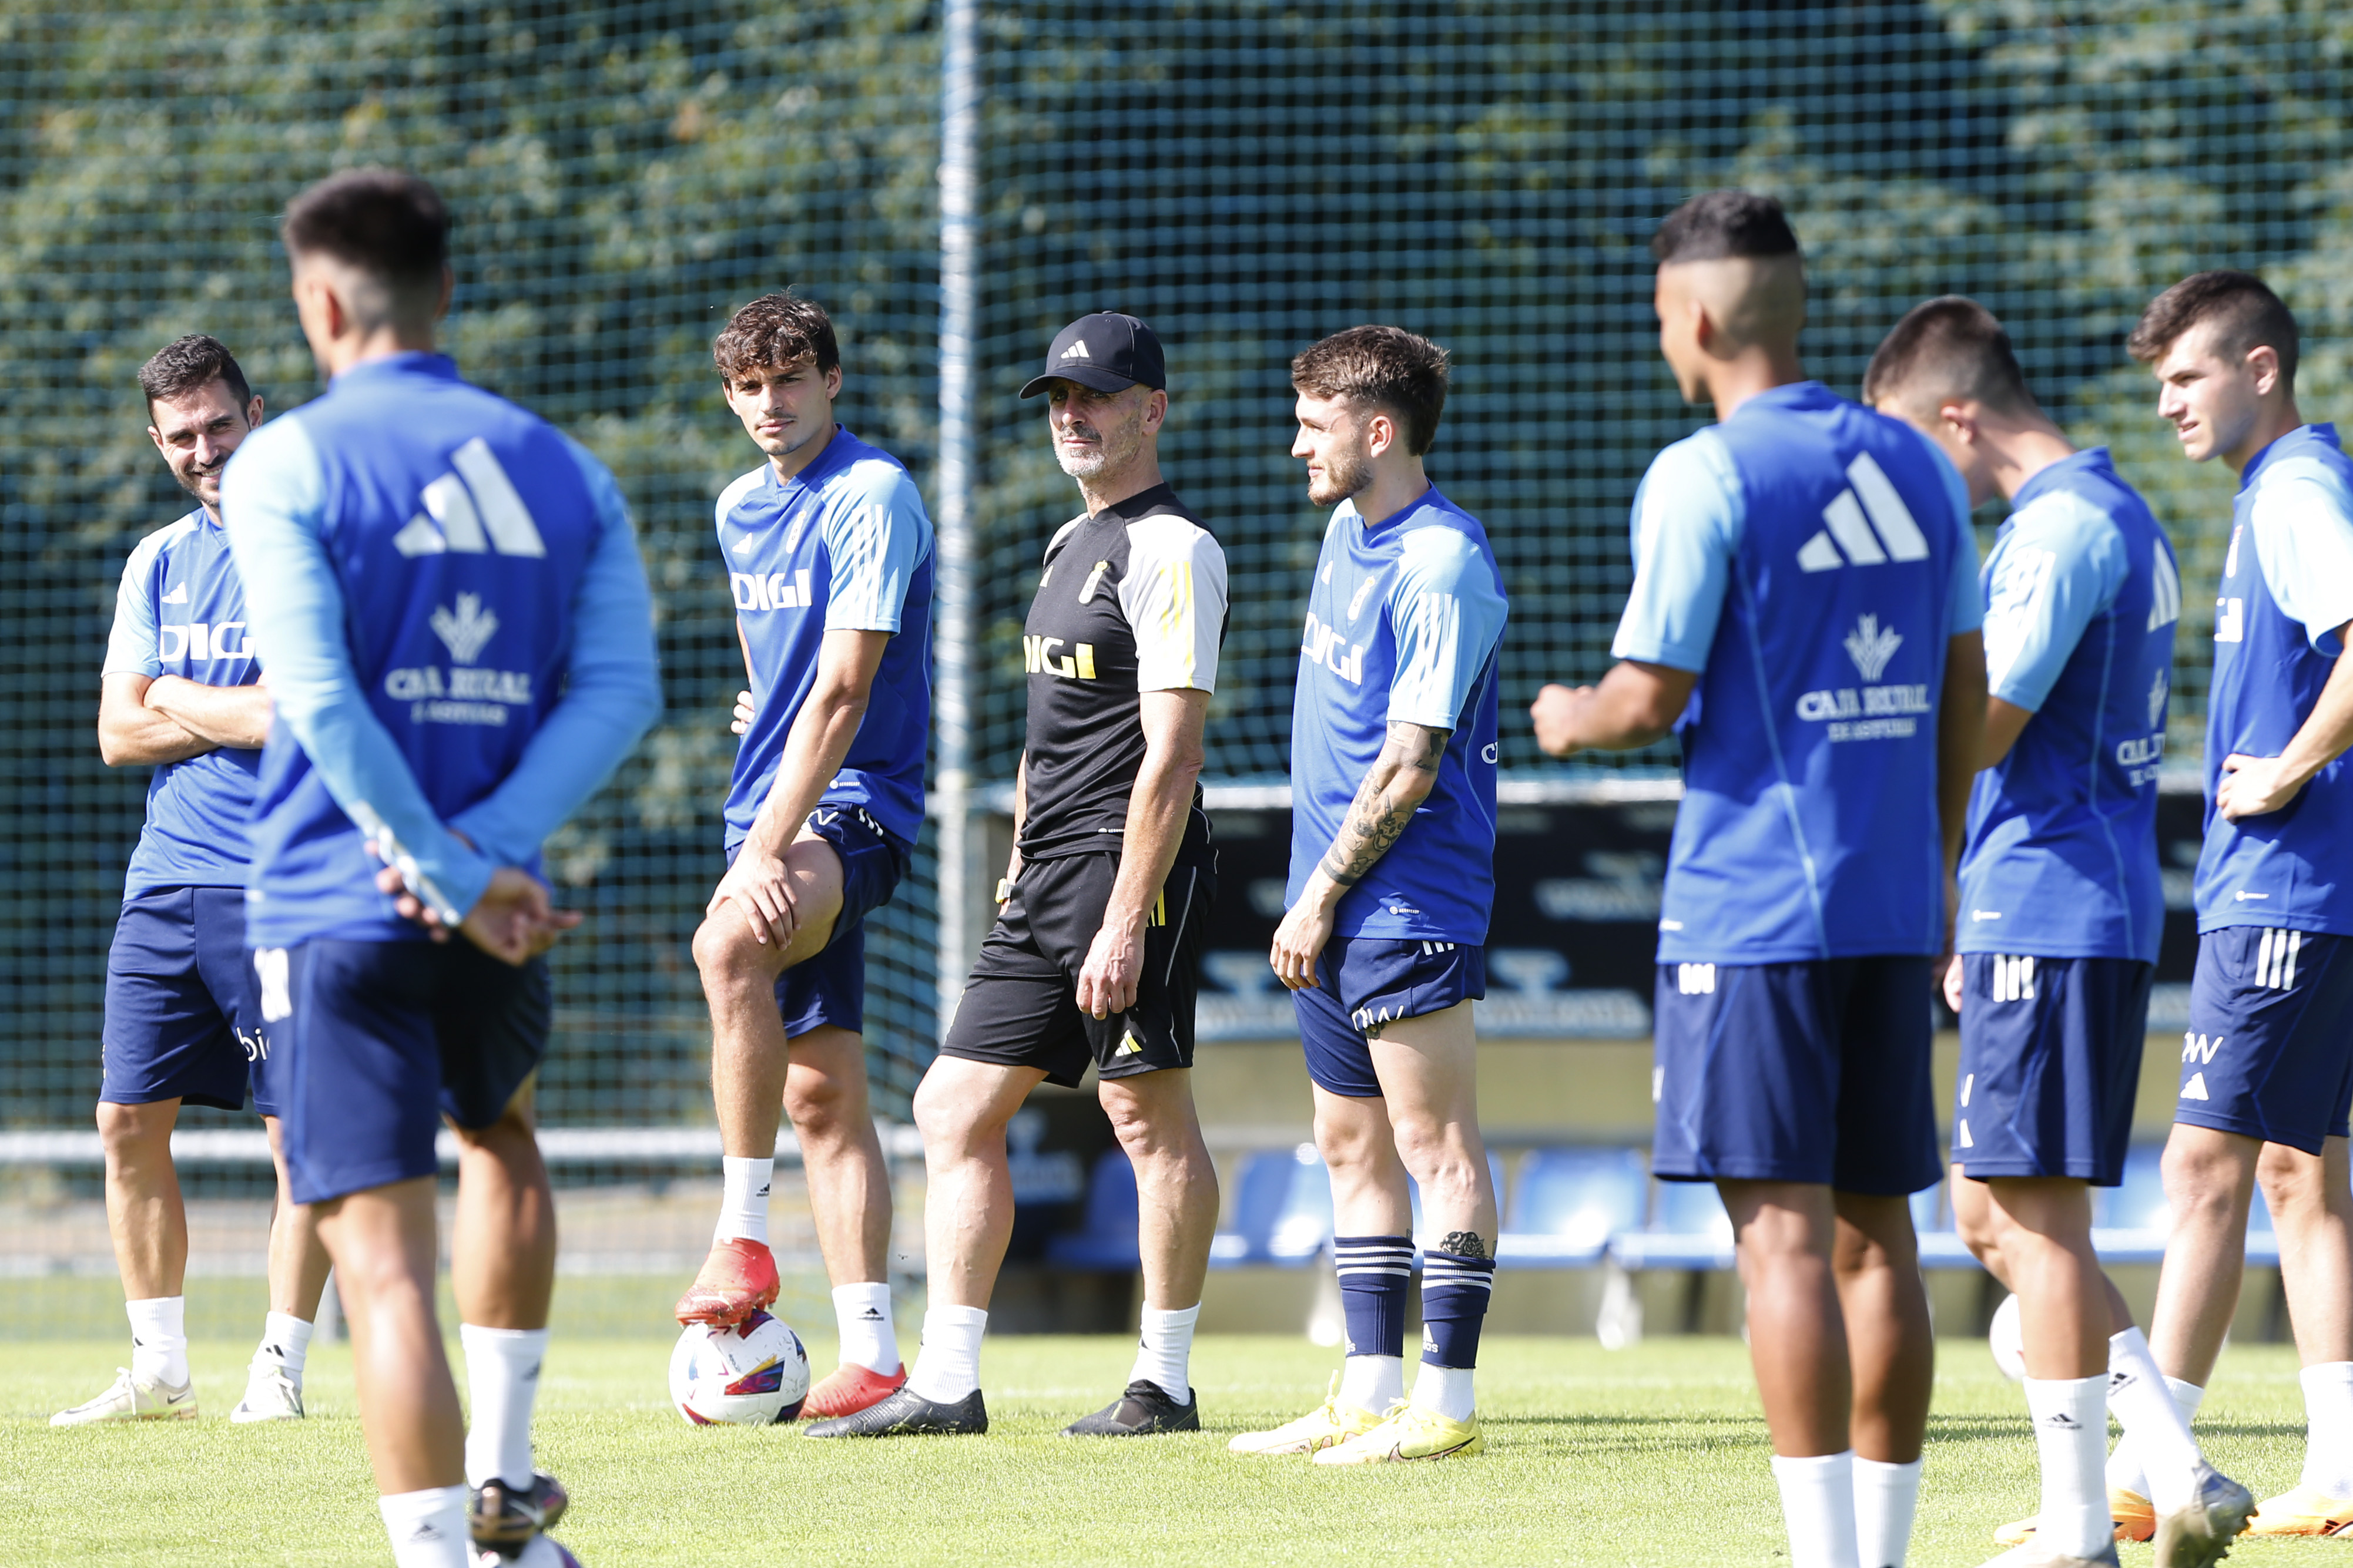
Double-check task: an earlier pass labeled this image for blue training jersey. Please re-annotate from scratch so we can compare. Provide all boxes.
[1959,449,2180,962]
[220,352,663,947]
[1612,381,1982,964]
[716,428,934,851]
[1286,485,1507,945]
[102,508,262,896]
[2196,422,2353,936]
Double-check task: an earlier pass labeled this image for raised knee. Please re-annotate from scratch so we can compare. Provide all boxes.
[692,915,768,987]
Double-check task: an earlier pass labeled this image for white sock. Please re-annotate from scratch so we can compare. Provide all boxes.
[1339,1354,1406,1413]
[1770,1450,1862,1568]
[460,1324,547,1491]
[254,1310,314,1382]
[1410,1360,1476,1423]
[2300,1362,2353,1496]
[2027,1376,2110,1559]
[713,1155,773,1246]
[377,1485,471,1568]
[2106,1350,2203,1510]
[1128,1303,1200,1402]
[126,1296,189,1387]
[1852,1456,1923,1568]
[833,1282,900,1375]
[906,1305,987,1404]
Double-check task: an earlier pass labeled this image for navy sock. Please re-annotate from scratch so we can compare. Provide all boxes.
[1332,1234,1412,1359]
[1419,1248,1497,1369]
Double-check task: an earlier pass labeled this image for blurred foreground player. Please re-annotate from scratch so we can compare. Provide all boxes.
[222,170,660,1567]
[1532,192,1982,1568]
[2123,272,2353,1543]
[54,334,333,1428]
[1230,325,1507,1465]
[673,291,933,1422]
[809,313,1225,1439]
[1866,298,2243,1568]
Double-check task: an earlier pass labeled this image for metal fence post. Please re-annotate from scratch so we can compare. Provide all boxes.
[934,0,981,1036]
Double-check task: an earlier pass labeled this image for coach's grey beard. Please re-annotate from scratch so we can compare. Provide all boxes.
[1055,407,1145,481]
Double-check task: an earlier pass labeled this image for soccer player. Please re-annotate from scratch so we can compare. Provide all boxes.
[807,311,1226,1439]
[671,291,933,1422]
[1529,192,1980,1568]
[1229,324,1508,1466]
[1864,297,2247,1568]
[220,170,660,1568]
[52,334,333,1429]
[2117,271,2353,1542]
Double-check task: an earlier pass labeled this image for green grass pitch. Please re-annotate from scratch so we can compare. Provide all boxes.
[0,1334,2339,1565]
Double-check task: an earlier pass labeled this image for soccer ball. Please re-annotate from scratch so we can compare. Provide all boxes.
[1989,1291,2027,1382]
[669,1310,810,1425]
[475,1539,582,1567]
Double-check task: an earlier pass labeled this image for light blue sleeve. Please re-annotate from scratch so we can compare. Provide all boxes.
[448,436,664,868]
[2248,456,2353,653]
[820,464,932,633]
[102,529,169,679]
[1608,431,1744,672]
[1980,491,2127,711]
[1918,430,1986,636]
[1386,525,1507,729]
[219,417,495,924]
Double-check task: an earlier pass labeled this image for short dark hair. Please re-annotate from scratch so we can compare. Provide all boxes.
[1862,297,2037,416]
[138,334,252,414]
[1290,325,1451,457]
[713,291,841,380]
[280,169,449,300]
[1652,189,1801,264]
[2127,270,2299,387]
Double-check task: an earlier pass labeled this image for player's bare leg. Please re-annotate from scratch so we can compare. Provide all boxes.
[1724,1181,1855,1455]
[448,1080,568,1557]
[1313,1003,1496,1463]
[1063,1067,1216,1434]
[316,1174,465,1492]
[805,1055,1041,1437]
[2228,1134,2353,1536]
[783,1022,906,1414]
[230,1114,333,1423]
[53,1098,199,1423]
[680,829,847,1326]
[1831,1190,1936,1564]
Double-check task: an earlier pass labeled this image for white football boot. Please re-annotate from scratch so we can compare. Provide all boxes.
[230,1361,304,1422]
[51,1366,197,1425]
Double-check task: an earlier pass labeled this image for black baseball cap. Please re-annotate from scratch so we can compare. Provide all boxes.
[1018,311,1166,398]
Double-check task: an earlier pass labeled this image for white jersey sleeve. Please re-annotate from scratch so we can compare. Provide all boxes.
[2249,454,2353,652]
[820,462,934,634]
[1118,513,1226,693]
[1610,430,1744,672]
[1387,523,1506,730]
[1981,489,2126,710]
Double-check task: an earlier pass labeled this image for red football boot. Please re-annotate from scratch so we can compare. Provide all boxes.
[797,1361,908,1421]
[673,1237,780,1327]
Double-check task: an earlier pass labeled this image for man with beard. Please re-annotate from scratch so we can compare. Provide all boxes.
[809,312,1227,1439]
[55,334,334,1429]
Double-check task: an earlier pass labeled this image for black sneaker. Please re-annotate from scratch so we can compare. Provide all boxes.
[1062,1379,1199,1436]
[803,1385,988,1438]
[470,1470,568,1557]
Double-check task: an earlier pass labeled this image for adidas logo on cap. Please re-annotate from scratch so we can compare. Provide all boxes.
[1060,340,1091,360]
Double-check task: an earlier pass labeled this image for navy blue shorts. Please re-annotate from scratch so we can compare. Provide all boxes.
[1651,956,1940,1195]
[263,939,551,1205]
[1293,936,1487,1099]
[2178,926,2353,1156]
[725,807,910,1040]
[1953,955,2151,1186]
[103,885,280,1116]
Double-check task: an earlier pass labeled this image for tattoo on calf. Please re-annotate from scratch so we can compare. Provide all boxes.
[1439,1230,1488,1260]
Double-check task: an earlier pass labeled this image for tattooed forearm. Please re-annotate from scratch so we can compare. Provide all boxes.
[1317,721,1449,887]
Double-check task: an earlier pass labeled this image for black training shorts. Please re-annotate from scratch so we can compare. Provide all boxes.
[939,814,1215,1088]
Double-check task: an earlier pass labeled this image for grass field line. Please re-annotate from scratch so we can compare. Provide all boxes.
[0,1335,2332,1565]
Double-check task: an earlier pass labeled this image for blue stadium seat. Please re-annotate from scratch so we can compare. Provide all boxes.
[1044,1149,1142,1270]
[2092,1144,2171,1265]
[1912,1183,1982,1269]
[1209,1144,1332,1268]
[1499,1147,1648,1267]
[1611,1178,1737,1270]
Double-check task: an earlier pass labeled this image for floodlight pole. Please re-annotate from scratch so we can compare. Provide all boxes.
[934,0,981,1037]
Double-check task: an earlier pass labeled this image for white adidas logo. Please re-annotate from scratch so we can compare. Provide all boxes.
[162,583,188,605]
[1060,340,1092,360]
[1798,453,1929,572]
[390,438,547,559]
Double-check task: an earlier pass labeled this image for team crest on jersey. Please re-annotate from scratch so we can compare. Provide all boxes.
[1843,615,1903,682]
[430,593,500,663]
[2148,670,2168,729]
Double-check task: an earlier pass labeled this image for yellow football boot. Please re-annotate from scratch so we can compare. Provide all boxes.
[2244,1482,2353,1536]
[1992,1489,2156,1546]
[1226,1374,1383,1456]
[1310,1399,1483,1464]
